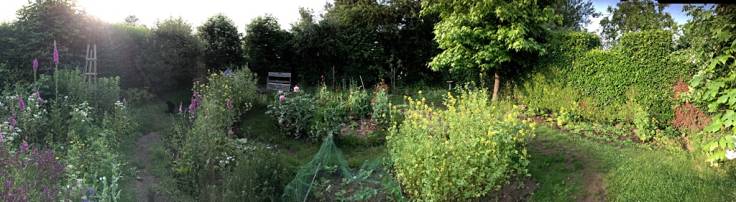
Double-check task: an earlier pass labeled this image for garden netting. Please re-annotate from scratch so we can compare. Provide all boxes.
[282,135,404,202]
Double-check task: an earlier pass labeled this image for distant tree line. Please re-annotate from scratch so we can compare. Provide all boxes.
[0,0,619,93]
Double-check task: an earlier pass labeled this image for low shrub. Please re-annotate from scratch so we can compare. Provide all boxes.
[266,91,315,138]
[387,89,535,201]
[222,143,287,201]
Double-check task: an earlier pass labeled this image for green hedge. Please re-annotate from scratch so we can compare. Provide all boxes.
[519,30,693,127]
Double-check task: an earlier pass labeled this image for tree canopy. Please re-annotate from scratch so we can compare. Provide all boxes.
[600,0,676,44]
[198,14,245,71]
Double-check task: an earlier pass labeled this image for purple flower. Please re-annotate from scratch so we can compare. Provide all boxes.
[0,132,4,143]
[53,41,59,65]
[20,140,29,153]
[32,58,38,72]
[18,96,26,112]
[224,68,233,76]
[188,92,202,115]
[32,91,44,104]
[8,115,16,128]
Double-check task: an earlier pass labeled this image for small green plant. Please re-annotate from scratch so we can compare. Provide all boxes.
[388,89,535,201]
[371,88,391,128]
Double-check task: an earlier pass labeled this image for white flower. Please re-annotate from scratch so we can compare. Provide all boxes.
[726,149,736,160]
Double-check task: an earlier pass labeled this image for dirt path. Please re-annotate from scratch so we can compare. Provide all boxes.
[134,132,169,202]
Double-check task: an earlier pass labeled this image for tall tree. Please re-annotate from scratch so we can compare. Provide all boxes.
[600,0,676,44]
[7,0,92,83]
[198,14,245,71]
[243,15,293,81]
[553,0,599,30]
[146,18,204,93]
[422,0,559,101]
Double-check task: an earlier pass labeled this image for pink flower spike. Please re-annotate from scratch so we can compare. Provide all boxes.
[32,58,38,72]
[18,96,26,112]
[20,140,29,153]
[53,41,59,65]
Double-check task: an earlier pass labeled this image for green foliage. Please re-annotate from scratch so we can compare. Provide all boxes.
[388,89,535,201]
[198,14,245,71]
[42,69,121,113]
[600,0,677,45]
[686,5,736,165]
[146,18,204,93]
[520,30,690,128]
[423,0,558,72]
[266,92,316,138]
[371,88,391,127]
[551,0,599,30]
[223,143,288,201]
[167,67,257,198]
[244,15,292,80]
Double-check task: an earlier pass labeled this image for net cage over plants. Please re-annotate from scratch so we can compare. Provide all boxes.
[282,135,404,201]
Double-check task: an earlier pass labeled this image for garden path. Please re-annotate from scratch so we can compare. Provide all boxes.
[134,132,169,202]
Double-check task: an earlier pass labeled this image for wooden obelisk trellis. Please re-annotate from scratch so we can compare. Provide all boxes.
[84,44,97,84]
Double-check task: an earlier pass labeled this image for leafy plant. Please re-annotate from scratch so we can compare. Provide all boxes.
[387,88,535,201]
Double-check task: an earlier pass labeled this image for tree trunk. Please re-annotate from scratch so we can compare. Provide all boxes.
[492,70,500,102]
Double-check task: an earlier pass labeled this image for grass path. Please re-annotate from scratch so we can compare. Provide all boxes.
[133,132,170,202]
[121,99,180,202]
[529,126,736,201]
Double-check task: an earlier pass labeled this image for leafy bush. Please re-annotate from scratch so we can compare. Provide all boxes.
[388,89,535,201]
[266,91,315,138]
[519,30,692,128]
[42,69,121,113]
[371,88,391,127]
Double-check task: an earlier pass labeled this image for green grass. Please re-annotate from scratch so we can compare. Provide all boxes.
[529,127,736,201]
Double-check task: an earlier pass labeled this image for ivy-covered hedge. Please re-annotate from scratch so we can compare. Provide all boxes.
[519,30,694,128]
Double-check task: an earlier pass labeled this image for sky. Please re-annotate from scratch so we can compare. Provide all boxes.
[585,0,690,34]
[0,0,691,33]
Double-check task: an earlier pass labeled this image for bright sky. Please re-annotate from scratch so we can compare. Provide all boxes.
[0,0,691,34]
[586,0,690,34]
[0,0,331,30]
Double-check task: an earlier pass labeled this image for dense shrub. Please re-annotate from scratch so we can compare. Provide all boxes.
[266,91,315,138]
[388,89,535,201]
[519,30,692,131]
